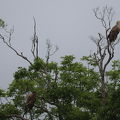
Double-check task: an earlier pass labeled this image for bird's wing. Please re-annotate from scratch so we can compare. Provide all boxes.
[108,25,120,39]
[26,94,33,104]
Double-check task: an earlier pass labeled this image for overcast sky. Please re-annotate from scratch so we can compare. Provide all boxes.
[0,0,120,90]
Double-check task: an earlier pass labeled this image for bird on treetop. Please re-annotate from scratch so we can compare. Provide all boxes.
[107,20,120,43]
[24,91,36,114]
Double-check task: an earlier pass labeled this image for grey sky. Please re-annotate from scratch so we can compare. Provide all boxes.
[0,0,120,89]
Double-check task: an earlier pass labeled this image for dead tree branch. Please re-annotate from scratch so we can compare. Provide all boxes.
[0,18,40,66]
[0,30,32,65]
[46,39,58,64]
[93,6,114,31]
[31,17,39,59]
[92,6,117,102]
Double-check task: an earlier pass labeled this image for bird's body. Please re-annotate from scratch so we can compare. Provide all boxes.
[24,91,36,113]
[108,21,120,43]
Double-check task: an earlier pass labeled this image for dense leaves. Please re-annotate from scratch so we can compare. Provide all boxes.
[0,19,5,28]
[0,55,100,120]
[0,50,120,120]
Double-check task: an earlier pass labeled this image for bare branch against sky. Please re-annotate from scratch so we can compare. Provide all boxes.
[0,0,120,89]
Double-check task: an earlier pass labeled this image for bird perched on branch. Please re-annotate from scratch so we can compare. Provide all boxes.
[107,21,120,43]
[24,91,36,113]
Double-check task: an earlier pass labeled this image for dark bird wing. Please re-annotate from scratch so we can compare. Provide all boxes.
[26,94,33,103]
[25,93,35,110]
[24,92,36,115]
[108,25,120,42]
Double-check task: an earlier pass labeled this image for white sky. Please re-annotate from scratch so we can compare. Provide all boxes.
[0,0,120,89]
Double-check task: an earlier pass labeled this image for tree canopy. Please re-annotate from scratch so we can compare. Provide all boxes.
[0,6,120,120]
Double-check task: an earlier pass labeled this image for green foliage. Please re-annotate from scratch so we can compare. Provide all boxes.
[29,57,46,71]
[0,104,20,119]
[1,55,120,119]
[0,19,5,28]
[67,107,90,120]
[81,56,98,66]
[0,89,5,97]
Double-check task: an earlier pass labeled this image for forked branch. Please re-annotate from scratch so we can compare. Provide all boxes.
[46,39,58,64]
[91,6,117,101]
[0,31,32,65]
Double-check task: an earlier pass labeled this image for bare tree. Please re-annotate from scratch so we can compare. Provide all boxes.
[0,17,41,66]
[91,6,120,104]
[0,18,58,66]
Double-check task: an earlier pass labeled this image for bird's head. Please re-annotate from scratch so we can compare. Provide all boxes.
[31,91,36,96]
[116,21,120,24]
[116,20,120,29]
